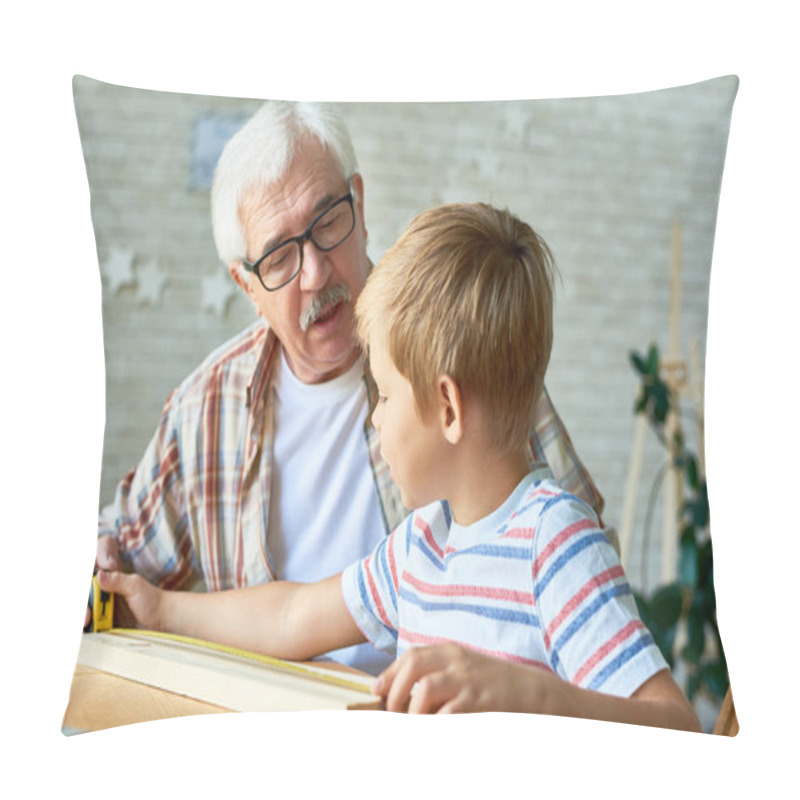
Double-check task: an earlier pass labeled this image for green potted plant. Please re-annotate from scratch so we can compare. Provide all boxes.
[629,343,729,704]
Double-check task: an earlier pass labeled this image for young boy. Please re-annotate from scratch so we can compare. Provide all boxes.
[99,203,700,731]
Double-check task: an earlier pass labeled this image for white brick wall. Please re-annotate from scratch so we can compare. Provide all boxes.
[73,75,737,591]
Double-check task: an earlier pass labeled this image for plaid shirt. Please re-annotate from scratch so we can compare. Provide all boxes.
[99,320,605,592]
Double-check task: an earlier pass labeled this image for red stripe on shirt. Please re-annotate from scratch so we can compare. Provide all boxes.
[162,532,196,591]
[388,531,399,592]
[202,369,223,591]
[544,565,625,648]
[365,560,395,630]
[400,630,553,671]
[500,526,536,540]
[573,619,644,686]
[402,571,534,605]
[415,516,443,559]
[532,517,597,576]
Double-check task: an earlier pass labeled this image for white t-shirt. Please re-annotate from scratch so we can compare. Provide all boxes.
[267,350,390,674]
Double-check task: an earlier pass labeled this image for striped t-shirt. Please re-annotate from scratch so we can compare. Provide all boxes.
[342,467,667,697]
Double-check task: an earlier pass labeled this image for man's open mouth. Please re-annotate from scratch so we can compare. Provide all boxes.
[314,301,342,325]
[300,284,351,331]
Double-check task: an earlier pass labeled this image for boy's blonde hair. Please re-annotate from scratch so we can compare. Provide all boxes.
[356,202,557,454]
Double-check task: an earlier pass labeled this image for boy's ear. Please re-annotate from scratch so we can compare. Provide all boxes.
[437,375,464,445]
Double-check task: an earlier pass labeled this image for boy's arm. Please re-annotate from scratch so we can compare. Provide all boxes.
[374,644,701,732]
[96,570,365,662]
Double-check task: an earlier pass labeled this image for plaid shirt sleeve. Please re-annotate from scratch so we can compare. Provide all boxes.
[98,384,200,591]
[528,386,605,522]
[97,322,274,592]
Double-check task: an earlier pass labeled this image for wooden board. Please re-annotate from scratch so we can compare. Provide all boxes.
[72,630,382,718]
[62,663,229,733]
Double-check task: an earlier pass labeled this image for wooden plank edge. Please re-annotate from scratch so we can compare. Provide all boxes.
[78,633,382,712]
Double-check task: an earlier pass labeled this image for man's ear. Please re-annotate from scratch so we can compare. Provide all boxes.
[438,375,464,445]
[228,261,262,316]
[350,172,367,239]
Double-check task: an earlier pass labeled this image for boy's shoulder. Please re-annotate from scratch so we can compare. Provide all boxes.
[393,467,604,554]
[511,468,621,579]
[403,499,453,539]
[511,464,594,512]
[508,466,604,540]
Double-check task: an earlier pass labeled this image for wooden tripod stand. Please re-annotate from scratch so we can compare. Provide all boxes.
[618,223,706,585]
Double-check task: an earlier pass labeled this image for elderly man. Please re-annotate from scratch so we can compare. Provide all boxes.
[93,101,605,674]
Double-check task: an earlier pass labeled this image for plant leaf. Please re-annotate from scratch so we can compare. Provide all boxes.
[691,498,709,528]
[703,660,730,700]
[685,455,699,490]
[687,665,703,701]
[679,535,699,587]
[648,583,683,628]
[652,382,670,423]
[646,343,660,376]
[632,591,650,624]
[652,625,677,669]
[681,608,705,664]
[630,351,648,375]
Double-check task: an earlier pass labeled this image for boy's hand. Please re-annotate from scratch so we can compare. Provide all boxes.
[373,643,553,714]
[85,536,125,628]
[96,570,164,632]
[375,643,703,731]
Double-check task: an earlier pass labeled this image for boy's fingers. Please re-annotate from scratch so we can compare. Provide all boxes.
[406,671,455,714]
[372,659,399,696]
[383,660,419,712]
[376,646,471,711]
[383,648,448,712]
[96,569,127,594]
[95,535,122,572]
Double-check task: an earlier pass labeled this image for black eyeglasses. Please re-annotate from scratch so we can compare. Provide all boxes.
[242,192,356,291]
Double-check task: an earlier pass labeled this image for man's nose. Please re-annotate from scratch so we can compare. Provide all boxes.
[298,240,332,291]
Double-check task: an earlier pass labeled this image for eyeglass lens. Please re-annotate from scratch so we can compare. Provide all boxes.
[258,196,354,289]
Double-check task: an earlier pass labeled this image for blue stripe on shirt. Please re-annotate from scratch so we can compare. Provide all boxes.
[587,632,655,691]
[357,564,398,641]
[512,493,554,520]
[398,586,539,627]
[534,531,609,600]
[441,501,452,528]
[548,583,633,671]
[411,536,447,571]
[375,537,398,612]
[445,543,532,562]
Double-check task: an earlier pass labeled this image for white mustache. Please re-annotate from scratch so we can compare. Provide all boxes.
[300,284,351,331]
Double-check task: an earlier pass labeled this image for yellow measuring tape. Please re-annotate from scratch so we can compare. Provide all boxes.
[90,575,114,632]
[106,627,375,696]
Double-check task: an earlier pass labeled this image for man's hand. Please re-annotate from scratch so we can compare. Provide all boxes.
[96,571,165,632]
[373,643,556,714]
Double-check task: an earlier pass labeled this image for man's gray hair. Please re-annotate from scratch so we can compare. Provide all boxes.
[211,101,359,266]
